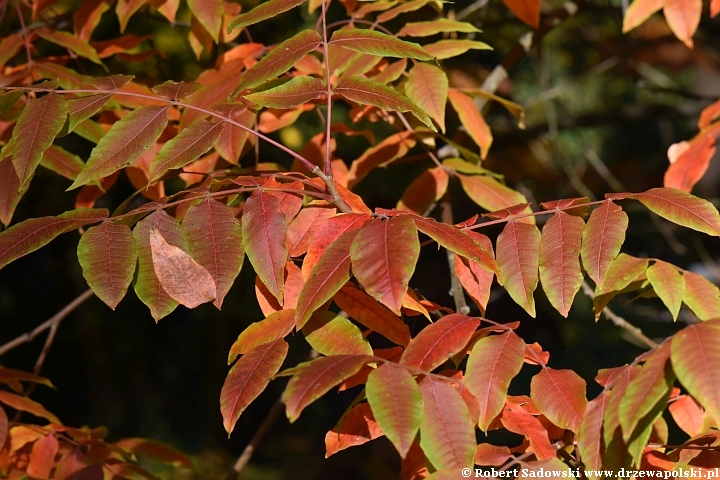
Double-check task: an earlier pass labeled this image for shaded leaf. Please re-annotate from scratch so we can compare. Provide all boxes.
[0,34,23,66]
[405,63,448,132]
[183,197,244,308]
[400,314,479,372]
[78,222,137,309]
[235,30,322,92]
[334,285,412,347]
[335,76,435,131]
[351,216,420,314]
[243,191,288,304]
[372,58,408,84]
[623,0,663,32]
[398,20,481,37]
[628,188,720,237]
[465,331,525,431]
[245,76,325,109]
[284,355,374,422]
[114,438,193,468]
[664,0,701,48]
[227,0,305,32]
[577,391,608,471]
[116,0,147,32]
[38,29,102,64]
[150,228,217,308]
[581,201,627,289]
[67,94,111,133]
[458,174,530,219]
[0,208,107,270]
[538,211,585,317]
[149,120,224,182]
[367,363,423,457]
[531,368,587,433]
[448,89,492,158]
[228,310,295,363]
[397,167,449,215]
[287,205,336,257]
[682,271,720,321]
[502,0,542,28]
[325,403,383,458]
[496,220,541,317]
[671,319,720,427]
[423,39,493,60]
[27,434,59,478]
[0,406,6,448]
[188,0,223,42]
[70,105,169,189]
[221,338,288,434]
[668,395,706,437]
[418,377,476,470]
[500,402,556,461]
[0,156,29,227]
[347,132,417,188]
[646,260,685,320]
[0,391,60,423]
[329,29,433,60]
[303,311,373,356]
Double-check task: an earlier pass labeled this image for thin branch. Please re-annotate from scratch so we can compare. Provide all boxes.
[0,288,94,357]
[440,195,470,315]
[581,282,658,349]
[13,0,32,67]
[321,0,333,178]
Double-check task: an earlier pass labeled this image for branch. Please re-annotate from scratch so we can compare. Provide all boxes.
[0,288,94,357]
[321,0,333,178]
[440,195,470,314]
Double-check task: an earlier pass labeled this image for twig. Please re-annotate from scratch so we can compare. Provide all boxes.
[440,195,470,315]
[321,0,333,178]
[581,282,658,349]
[0,288,94,357]
[13,0,32,67]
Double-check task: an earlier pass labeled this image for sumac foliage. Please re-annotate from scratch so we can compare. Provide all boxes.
[1,0,720,478]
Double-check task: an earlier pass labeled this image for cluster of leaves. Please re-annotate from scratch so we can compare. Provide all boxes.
[1,0,720,477]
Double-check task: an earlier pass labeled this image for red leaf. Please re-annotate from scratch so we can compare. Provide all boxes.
[500,402,556,461]
[27,434,59,478]
[77,222,137,309]
[664,134,716,192]
[0,208,107,271]
[40,145,85,181]
[0,155,30,227]
[418,377,476,470]
[682,271,720,321]
[242,190,288,304]
[669,395,706,437]
[448,89,492,158]
[502,0,541,28]
[149,120,224,182]
[629,187,720,236]
[465,331,525,431]
[663,0,701,48]
[283,355,374,422]
[227,0,305,31]
[286,204,336,257]
[221,338,288,434]
[646,260,685,320]
[367,363,423,457]
[133,210,184,321]
[302,311,373,356]
[265,178,304,222]
[474,443,512,466]
[671,319,720,428]
[187,0,223,42]
[400,314,479,372]
[581,200,628,290]
[351,216,420,315]
[538,211,585,317]
[302,213,368,277]
[713,0,720,17]
[325,403,383,457]
[215,108,255,164]
[496,220,541,317]
[334,285,412,347]
[150,227,217,308]
[0,391,60,423]
[531,368,587,433]
[256,262,304,315]
[699,99,720,129]
[347,132,417,188]
[577,391,608,471]
[228,310,295,363]
[622,0,663,32]
[397,167,449,215]
[619,341,674,440]
[295,229,359,328]
[183,197,244,308]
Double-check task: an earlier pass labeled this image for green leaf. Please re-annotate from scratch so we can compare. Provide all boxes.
[646,260,685,320]
[398,19,482,37]
[496,220,541,317]
[581,200,628,290]
[682,271,720,321]
[538,211,585,317]
[329,29,433,60]
[405,63,448,132]
[671,319,720,428]
[0,208,107,270]
[70,105,169,190]
[227,0,305,32]
[530,368,587,433]
[423,39,493,60]
[335,76,436,131]
[245,76,325,109]
[7,92,67,189]
[351,216,420,315]
[400,314,479,372]
[78,222,137,309]
[149,120,224,182]
[593,254,648,318]
[221,338,288,434]
[302,311,372,356]
[628,188,720,236]
[366,363,423,458]
[465,331,525,431]
[234,30,322,93]
[183,197,244,309]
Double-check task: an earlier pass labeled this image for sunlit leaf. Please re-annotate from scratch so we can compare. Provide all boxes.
[448,89,492,158]
[228,310,295,364]
[347,132,416,188]
[116,0,147,32]
[531,368,587,433]
[303,311,372,356]
[538,211,585,317]
[27,434,59,478]
[325,403,383,458]
[405,63,447,132]
[227,0,305,32]
[376,0,433,22]
[423,39,492,60]
[245,76,325,109]
[351,216,420,314]
[577,391,608,470]
[221,338,288,434]
[454,236,494,315]
[397,20,481,37]
[682,271,720,321]
[465,331,525,431]
[496,220,541,317]
[330,29,433,60]
[400,314,479,372]
[458,174,531,221]
[622,0,663,32]
[70,105,169,189]
[664,133,717,193]
[500,402,555,461]
[397,167,449,215]
[668,395,706,437]
[301,213,369,276]
[367,363,423,457]
[646,260,685,320]
[502,0,542,28]
[593,254,648,317]
[581,201,627,290]
[149,120,224,182]
[663,0,701,48]
[628,188,720,237]
[0,391,60,423]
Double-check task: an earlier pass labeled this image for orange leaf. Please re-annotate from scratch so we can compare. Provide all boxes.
[397,167,449,215]
[502,0,541,28]
[581,201,627,290]
[531,368,587,433]
[27,434,59,478]
[663,0,701,48]
[496,220,541,317]
[347,131,416,188]
[500,402,555,461]
[0,391,60,424]
[623,0,663,33]
[405,63,448,132]
[713,0,720,17]
[448,89,492,158]
[664,130,719,192]
[577,392,608,470]
[325,403,383,457]
[669,395,706,437]
[400,314,479,372]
